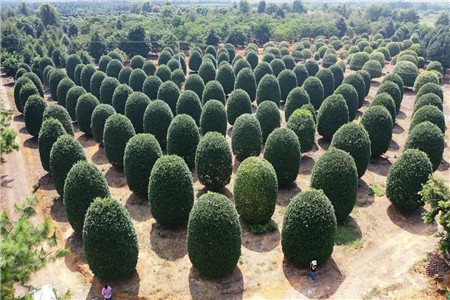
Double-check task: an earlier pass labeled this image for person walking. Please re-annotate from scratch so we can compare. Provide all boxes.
[310,260,317,283]
[102,285,113,300]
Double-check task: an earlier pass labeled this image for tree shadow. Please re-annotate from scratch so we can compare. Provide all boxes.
[241,221,280,252]
[227,126,233,138]
[362,99,371,107]
[356,179,375,207]
[317,137,329,150]
[367,157,391,177]
[299,155,315,175]
[104,166,127,188]
[371,81,380,87]
[19,126,28,134]
[386,204,438,236]
[91,147,109,166]
[335,216,362,246]
[277,183,301,206]
[0,174,13,188]
[188,266,243,300]
[86,270,141,300]
[64,231,85,273]
[196,186,234,202]
[50,196,67,222]
[13,114,24,122]
[38,173,54,191]
[396,110,407,120]
[393,123,404,134]
[438,159,449,171]
[149,222,187,261]
[355,109,363,119]
[77,133,97,148]
[232,158,241,174]
[282,257,344,299]
[125,192,151,222]
[23,136,38,149]
[389,139,400,151]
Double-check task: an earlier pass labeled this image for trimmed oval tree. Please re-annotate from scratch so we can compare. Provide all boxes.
[317,94,349,142]
[410,105,445,134]
[38,118,67,172]
[64,161,109,233]
[284,87,310,122]
[386,149,432,212]
[330,123,371,177]
[361,105,393,157]
[287,108,315,153]
[24,95,47,137]
[99,77,120,105]
[149,155,194,227]
[195,132,232,190]
[226,89,252,125]
[43,104,74,136]
[167,114,200,169]
[281,189,337,267]
[404,121,444,171]
[56,78,75,107]
[216,63,235,95]
[264,128,301,186]
[143,100,173,150]
[256,74,281,106]
[200,100,227,136]
[176,90,202,126]
[125,92,151,133]
[310,147,358,223]
[372,93,396,125]
[80,64,96,92]
[234,67,257,101]
[111,83,133,114]
[187,192,241,278]
[334,83,358,121]
[129,68,147,91]
[413,93,443,116]
[90,104,116,144]
[255,101,281,142]
[75,93,100,136]
[142,75,162,101]
[202,80,226,106]
[50,134,87,195]
[103,114,136,168]
[316,69,335,98]
[234,157,278,223]
[83,197,138,280]
[376,81,402,114]
[231,114,262,161]
[66,86,86,120]
[342,73,366,108]
[278,69,298,101]
[302,76,324,110]
[124,134,162,195]
[185,74,205,99]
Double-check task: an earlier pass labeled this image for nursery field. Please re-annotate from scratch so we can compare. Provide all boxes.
[2,2,450,300]
[1,49,449,299]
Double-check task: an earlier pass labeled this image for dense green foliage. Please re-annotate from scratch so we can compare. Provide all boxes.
[413,93,443,115]
[80,64,96,92]
[256,74,281,106]
[43,104,74,136]
[416,83,444,102]
[167,114,200,169]
[284,87,310,122]
[103,113,136,168]
[129,68,147,91]
[361,105,393,157]
[286,108,315,153]
[124,133,162,195]
[56,78,75,107]
[282,189,337,267]
[334,83,358,121]
[264,128,301,187]
[90,104,116,144]
[83,197,138,280]
[143,100,173,150]
[235,67,257,101]
[234,157,277,223]
[49,69,67,102]
[330,123,371,177]
[200,81,225,107]
[195,132,232,190]
[231,114,262,161]
[405,121,444,171]
[302,76,324,110]
[149,155,194,227]
[316,68,335,98]
[255,101,280,142]
[64,161,109,233]
[278,69,298,101]
[226,89,252,125]
[185,74,205,99]
[317,94,349,142]
[386,149,432,212]
[38,118,67,172]
[75,93,99,136]
[187,192,241,278]
[200,100,227,136]
[176,90,202,126]
[14,77,34,113]
[49,134,87,195]
[310,147,358,223]
[376,81,402,114]
[413,71,440,93]
[111,83,133,114]
[89,71,107,100]
[410,105,446,134]
[99,77,120,105]
[393,61,418,87]
[372,93,397,124]
[23,95,47,137]
[125,92,151,133]
[342,73,366,108]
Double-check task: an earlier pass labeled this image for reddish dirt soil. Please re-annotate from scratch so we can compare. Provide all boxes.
[1,49,449,299]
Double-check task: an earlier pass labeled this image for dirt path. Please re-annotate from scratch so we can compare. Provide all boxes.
[2,53,449,299]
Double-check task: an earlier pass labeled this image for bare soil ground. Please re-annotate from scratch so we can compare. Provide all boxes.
[1,50,449,299]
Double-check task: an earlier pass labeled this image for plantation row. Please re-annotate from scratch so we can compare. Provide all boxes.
[13,31,446,280]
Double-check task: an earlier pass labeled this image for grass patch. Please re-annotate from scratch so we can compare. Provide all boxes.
[362,283,402,299]
[243,220,278,234]
[158,230,168,238]
[369,184,384,197]
[335,223,362,249]
[7,90,13,97]
[355,199,371,207]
